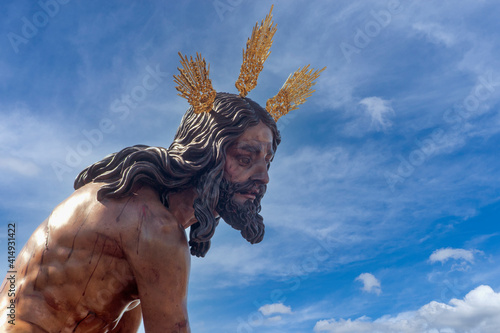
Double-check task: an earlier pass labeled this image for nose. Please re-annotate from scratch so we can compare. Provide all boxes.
[251,161,270,185]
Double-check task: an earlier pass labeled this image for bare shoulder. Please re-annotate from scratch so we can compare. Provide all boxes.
[71,183,184,247]
[98,184,189,256]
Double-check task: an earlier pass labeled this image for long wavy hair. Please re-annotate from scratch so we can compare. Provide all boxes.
[74,92,281,257]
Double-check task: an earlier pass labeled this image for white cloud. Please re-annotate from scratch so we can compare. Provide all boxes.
[314,285,500,333]
[429,248,478,264]
[359,97,394,131]
[355,273,382,295]
[258,303,292,316]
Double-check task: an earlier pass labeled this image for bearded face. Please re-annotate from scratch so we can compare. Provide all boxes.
[218,121,275,244]
[216,178,266,244]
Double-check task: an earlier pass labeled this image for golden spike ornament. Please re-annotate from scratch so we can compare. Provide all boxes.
[266,65,326,122]
[173,52,217,114]
[173,5,325,121]
[235,5,277,98]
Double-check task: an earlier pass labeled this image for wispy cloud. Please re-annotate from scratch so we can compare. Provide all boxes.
[412,22,457,47]
[0,157,39,177]
[429,248,480,264]
[359,96,394,131]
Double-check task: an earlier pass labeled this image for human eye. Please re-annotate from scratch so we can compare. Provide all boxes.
[238,156,252,166]
[265,153,273,164]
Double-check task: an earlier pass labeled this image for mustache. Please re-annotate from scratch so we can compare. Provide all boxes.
[229,179,267,199]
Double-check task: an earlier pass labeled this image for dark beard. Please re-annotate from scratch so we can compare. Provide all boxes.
[216,178,266,244]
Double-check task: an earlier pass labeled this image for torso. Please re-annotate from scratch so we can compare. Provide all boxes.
[0,182,178,332]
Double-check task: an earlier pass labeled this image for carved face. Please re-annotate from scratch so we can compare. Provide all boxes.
[216,121,274,244]
[223,121,274,204]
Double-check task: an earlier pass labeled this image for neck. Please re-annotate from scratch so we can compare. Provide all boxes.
[167,187,198,229]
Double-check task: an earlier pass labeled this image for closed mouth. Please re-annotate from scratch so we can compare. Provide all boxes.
[237,191,257,200]
[237,188,260,200]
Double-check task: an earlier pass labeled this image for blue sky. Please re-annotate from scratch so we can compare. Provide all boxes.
[1,0,500,332]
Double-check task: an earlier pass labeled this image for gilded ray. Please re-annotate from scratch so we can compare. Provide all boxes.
[235,5,277,98]
[173,52,217,114]
[266,65,326,121]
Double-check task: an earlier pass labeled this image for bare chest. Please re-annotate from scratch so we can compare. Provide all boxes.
[18,232,138,331]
